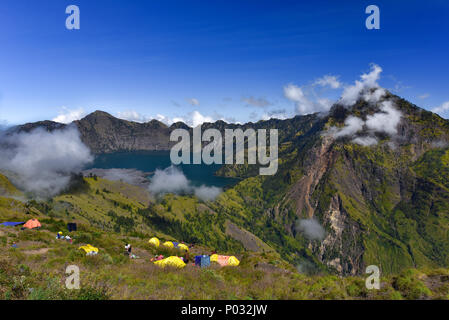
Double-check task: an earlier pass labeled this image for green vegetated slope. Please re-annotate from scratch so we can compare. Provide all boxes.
[0,173,21,197]
[196,93,449,276]
[1,173,448,300]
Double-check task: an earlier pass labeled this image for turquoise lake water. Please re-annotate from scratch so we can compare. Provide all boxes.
[87,151,237,188]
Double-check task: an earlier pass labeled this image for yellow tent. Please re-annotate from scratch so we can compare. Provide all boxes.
[149,237,160,247]
[153,256,186,268]
[79,244,99,254]
[228,256,240,266]
[210,254,239,266]
[163,241,174,248]
[177,243,189,251]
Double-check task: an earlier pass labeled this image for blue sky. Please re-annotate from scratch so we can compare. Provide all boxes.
[0,0,448,125]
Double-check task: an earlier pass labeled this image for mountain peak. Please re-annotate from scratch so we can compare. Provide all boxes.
[12,120,66,134]
[329,91,417,121]
[80,110,115,121]
[146,119,168,128]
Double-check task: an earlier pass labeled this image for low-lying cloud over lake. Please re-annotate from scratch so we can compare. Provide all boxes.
[148,165,222,201]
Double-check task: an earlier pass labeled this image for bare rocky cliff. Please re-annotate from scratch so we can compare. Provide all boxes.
[74,111,173,153]
[13,111,174,154]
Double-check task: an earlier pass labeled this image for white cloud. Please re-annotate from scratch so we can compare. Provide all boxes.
[171,116,185,124]
[284,64,387,117]
[116,110,152,123]
[325,63,402,147]
[148,166,222,201]
[52,107,86,124]
[418,94,430,99]
[0,126,93,198]
[194,185,222,201]
[284,84,333,115]
[117,110,181,125]
[148,166,190,194]
[154,114,171,123]
[365,101,402,135]
[296,218,325,241]
[360,64,383,88]
[334,116,365,138]
[189,110,214,127]
[116,110,218,127]
[284,84,307,104]
[211,112,239,124]
[327,100,402,146]
[187,98,200,106]
[316,98,334,112]
[363,87,386,104]
[339,64,383,107]
[352,136,378,146]
[261,109,289,121]
[172,110,215,127]
[284,72,344,116]
[314,75,341,89]
[431,101,449,116]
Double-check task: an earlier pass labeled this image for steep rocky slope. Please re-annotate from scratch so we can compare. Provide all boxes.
[211,92,449,275]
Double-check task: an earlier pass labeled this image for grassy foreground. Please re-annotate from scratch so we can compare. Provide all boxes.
[0,174,448,300]
[1,217,448,300]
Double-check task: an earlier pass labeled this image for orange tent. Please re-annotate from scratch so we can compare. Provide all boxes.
[23,219,41,229]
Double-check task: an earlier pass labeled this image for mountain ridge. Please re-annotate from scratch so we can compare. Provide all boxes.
[12,109,320,154]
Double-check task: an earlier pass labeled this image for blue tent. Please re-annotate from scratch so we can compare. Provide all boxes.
[1,222,25,227]
[67,223,77,232]
[195,255,210,268]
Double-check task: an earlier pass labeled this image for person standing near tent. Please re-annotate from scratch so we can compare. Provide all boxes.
[183,251,190,264]
[125,244,132,258]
